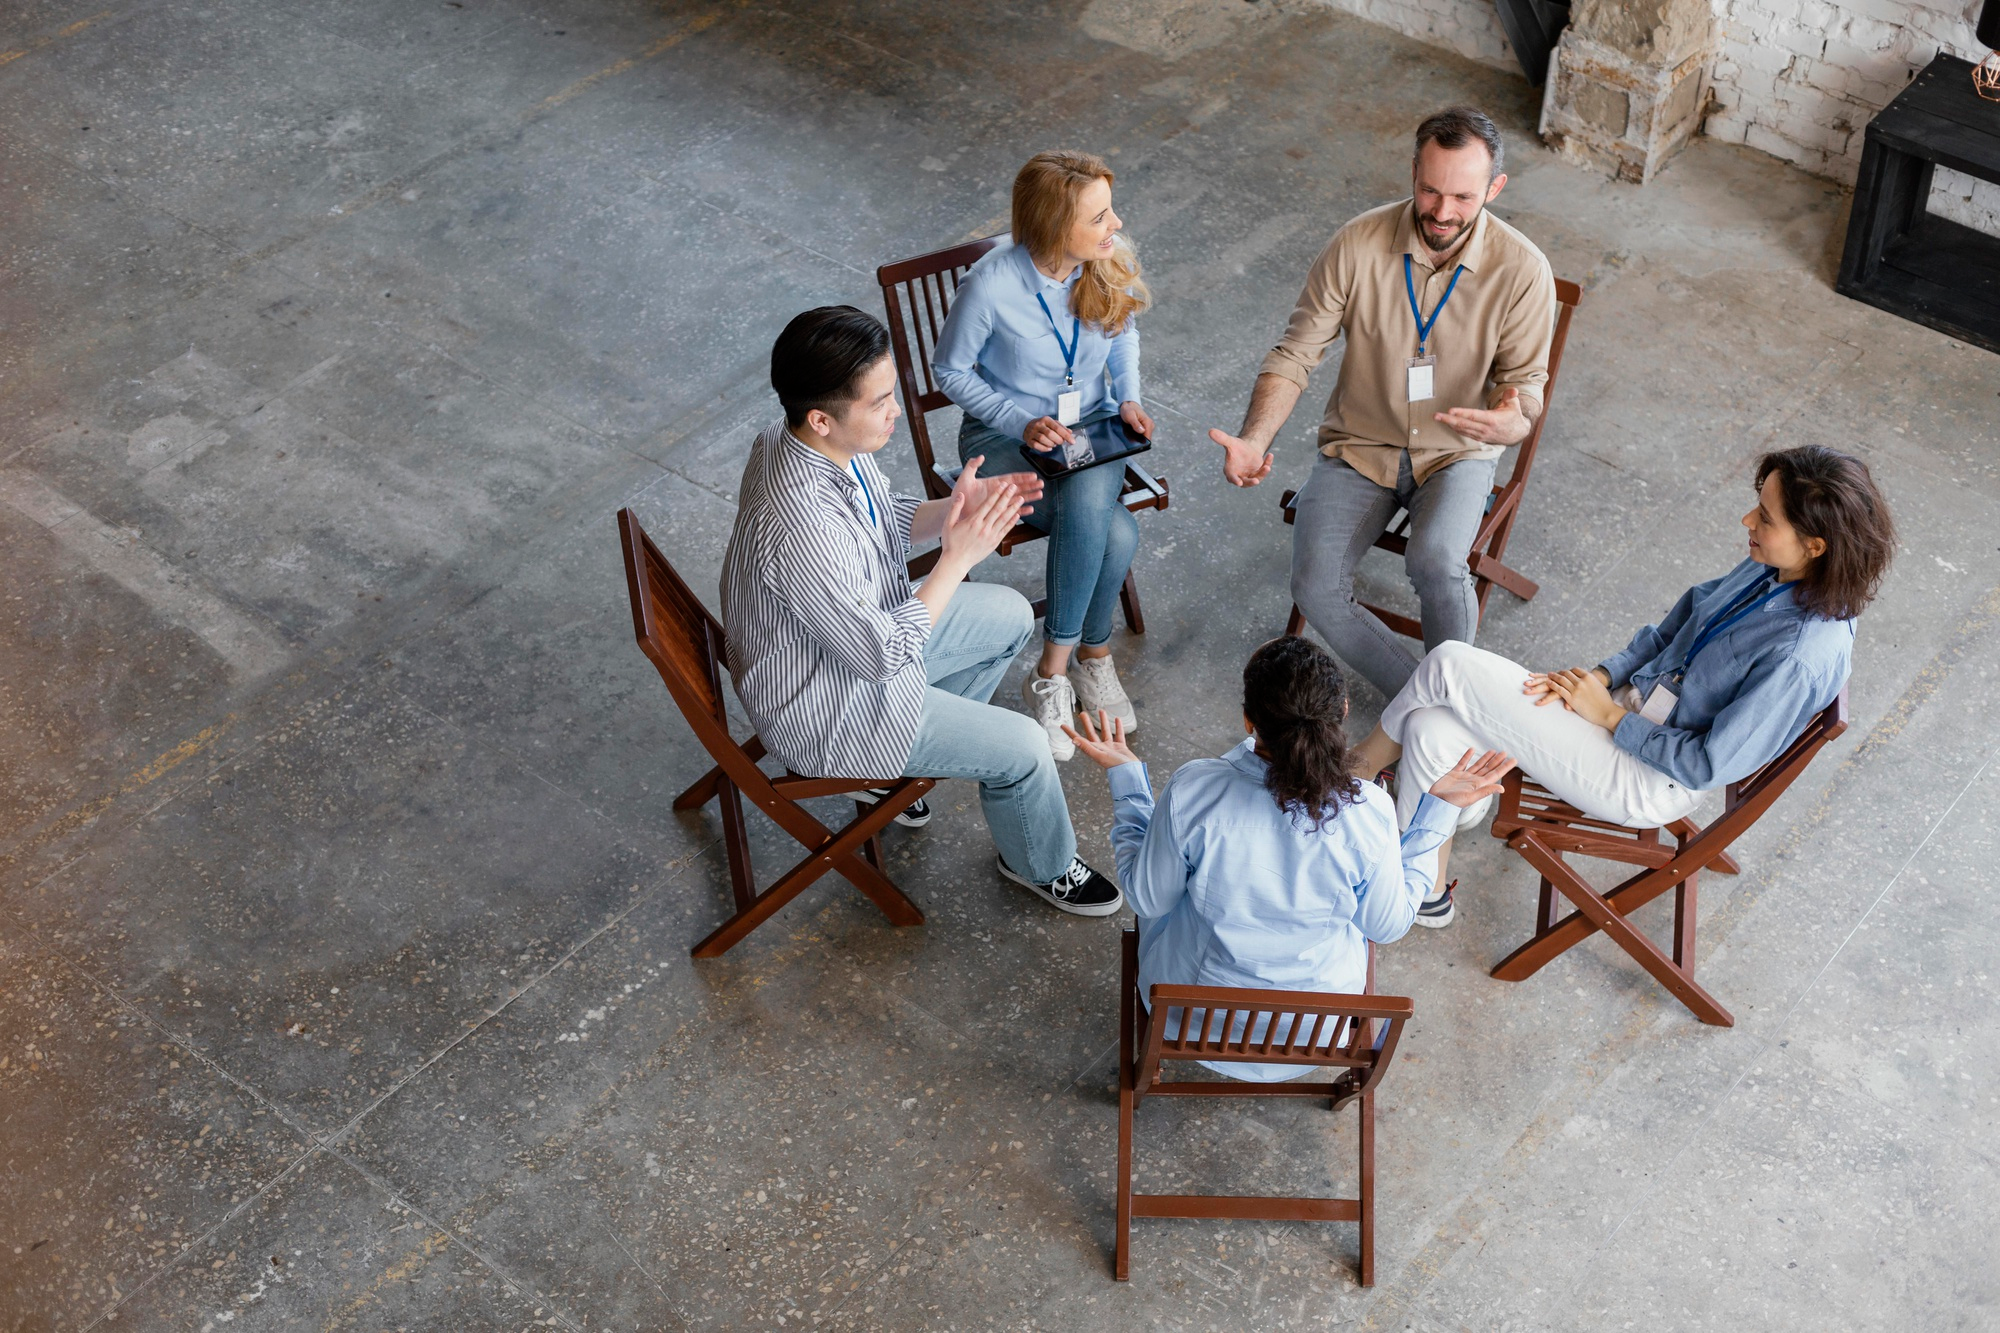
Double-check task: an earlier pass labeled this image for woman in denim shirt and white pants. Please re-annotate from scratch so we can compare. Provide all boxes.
[934,150,1154,761]
[1352,445,1899,927]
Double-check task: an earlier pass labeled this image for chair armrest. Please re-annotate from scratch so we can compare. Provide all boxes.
[933,461,963,489]
[1119,463,1169,510]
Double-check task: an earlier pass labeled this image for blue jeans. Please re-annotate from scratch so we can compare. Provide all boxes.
[957,410,1140,649]
[904,582,1078,884]
[1290,449,1499,699]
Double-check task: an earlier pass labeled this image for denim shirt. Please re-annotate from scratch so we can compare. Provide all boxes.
[1107,739,1457,1082]
[1599,558,1854,791]
[932,239,1141,442]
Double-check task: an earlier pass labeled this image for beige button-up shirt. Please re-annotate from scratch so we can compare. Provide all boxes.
[1258,200,1556,487]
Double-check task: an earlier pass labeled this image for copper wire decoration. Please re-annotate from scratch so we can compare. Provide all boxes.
[1976,52,2000,102]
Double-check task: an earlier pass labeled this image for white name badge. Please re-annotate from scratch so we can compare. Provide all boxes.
[1639,683,1679,724]
[1056,389,1082,426]
[1405,355,1436,403]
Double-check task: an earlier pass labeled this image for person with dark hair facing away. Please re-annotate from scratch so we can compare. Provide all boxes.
[933,150,1153,761]
[721,305,1123,916]
[1210,106,1558,702]
[1352,445,1897,927]
[1065,637,1514,1080]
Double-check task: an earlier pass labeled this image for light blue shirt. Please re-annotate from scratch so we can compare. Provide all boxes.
[932,239,1142,441]
[1600,558,1855,791]
[1107,739,1458,1082]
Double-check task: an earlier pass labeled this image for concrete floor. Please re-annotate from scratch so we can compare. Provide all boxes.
[3,0,1997,1328]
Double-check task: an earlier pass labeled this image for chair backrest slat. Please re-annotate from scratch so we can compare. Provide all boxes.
[1146,983,1413,1082]
[618,509,727,727]
[877,236,1006,499]
[1499,277,1582,497]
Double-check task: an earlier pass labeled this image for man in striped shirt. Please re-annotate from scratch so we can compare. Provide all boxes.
[720,306,1122,916]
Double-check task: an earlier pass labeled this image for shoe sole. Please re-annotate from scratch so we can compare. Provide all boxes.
[1413,903,1455,928]
[995,861,1124,917]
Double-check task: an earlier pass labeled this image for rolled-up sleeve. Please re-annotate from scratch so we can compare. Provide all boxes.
[934,282,1034,441]
[765,519,932,683]
[1256,235,1348,390]
[1108,761,1194,921]
[1613,657,1826,790]
[1486,262,1556,414]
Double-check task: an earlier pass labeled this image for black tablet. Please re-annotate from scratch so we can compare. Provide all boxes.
[1021,416,1154,480]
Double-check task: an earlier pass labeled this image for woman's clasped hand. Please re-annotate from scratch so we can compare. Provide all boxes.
[1522,665,1625,731]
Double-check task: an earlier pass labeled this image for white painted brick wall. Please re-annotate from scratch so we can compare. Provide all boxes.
[1306,0,2000,237]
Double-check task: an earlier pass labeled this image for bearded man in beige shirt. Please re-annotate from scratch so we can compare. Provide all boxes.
[1212,106,1556,701]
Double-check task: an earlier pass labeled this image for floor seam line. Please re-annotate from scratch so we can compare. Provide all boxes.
[1584,755,1989,1267]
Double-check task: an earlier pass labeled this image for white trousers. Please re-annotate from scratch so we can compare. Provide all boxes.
[1380,641,1703,833]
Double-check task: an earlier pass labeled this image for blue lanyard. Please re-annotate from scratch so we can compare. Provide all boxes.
[1034,291,1080,387]
[1675,572,1786,681]
[849,459,877,528]
[1403,255,1465,357]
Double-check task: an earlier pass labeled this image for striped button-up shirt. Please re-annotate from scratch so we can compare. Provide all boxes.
[720,422,929,781]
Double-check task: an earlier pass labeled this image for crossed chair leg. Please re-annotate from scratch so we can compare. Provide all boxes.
[1489,830,1736,1027]
[673,752,934,959]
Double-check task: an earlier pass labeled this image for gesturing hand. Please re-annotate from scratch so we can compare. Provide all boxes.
[1022,417,1075,454]
[1435,386,1532,446]
[1208,428,1275,487]
[1062,709,1139,770]
[1524,667,1625,732]
[939,458,1025,569]
[1427,748,1516,807]
[957,453,1043,516]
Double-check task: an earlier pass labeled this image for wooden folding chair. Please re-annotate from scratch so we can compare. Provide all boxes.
[1280,277,1582,640]
[1115,930,1413,1285]
[877,237,1170,632]
[617,509,936,959]
[1486,692,1850,1026]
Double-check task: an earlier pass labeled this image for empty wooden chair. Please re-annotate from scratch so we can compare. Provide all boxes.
[877,237,1170,632]
[1280,277,1582,640]
[1115,929,1413,1285]
[618,509,936,959]
[1486,692,1850,1026]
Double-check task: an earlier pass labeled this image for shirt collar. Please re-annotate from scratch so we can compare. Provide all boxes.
[1012,241,1080,296]
[782,428,864,496]
[1394,199,1491,276]
[1225,734,1267,778]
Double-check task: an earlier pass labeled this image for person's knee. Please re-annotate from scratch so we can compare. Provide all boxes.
[991,712,1058,788]
[1106,507,1139,569]
[997,586,1035,653]
[1405,536,1472,598]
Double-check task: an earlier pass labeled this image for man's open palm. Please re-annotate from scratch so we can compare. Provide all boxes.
[1209,428,1275,487]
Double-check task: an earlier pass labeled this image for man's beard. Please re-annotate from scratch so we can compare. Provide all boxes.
[1417,206,1479,253]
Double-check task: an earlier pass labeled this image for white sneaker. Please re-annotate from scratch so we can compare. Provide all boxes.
[1069,653,1137,733]
[1021,671,1078,762]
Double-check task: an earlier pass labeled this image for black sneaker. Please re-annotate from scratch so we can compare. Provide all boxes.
[853,787,931,828]
[996,856,1124,917]
[1414,879,1456,929]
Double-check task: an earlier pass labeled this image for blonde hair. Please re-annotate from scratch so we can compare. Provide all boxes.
[1011,150,1151,336]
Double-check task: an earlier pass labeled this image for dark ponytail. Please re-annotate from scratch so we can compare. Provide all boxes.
[1242,637,1362,827]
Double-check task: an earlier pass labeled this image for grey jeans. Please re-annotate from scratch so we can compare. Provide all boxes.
[1289,448,1498,700]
